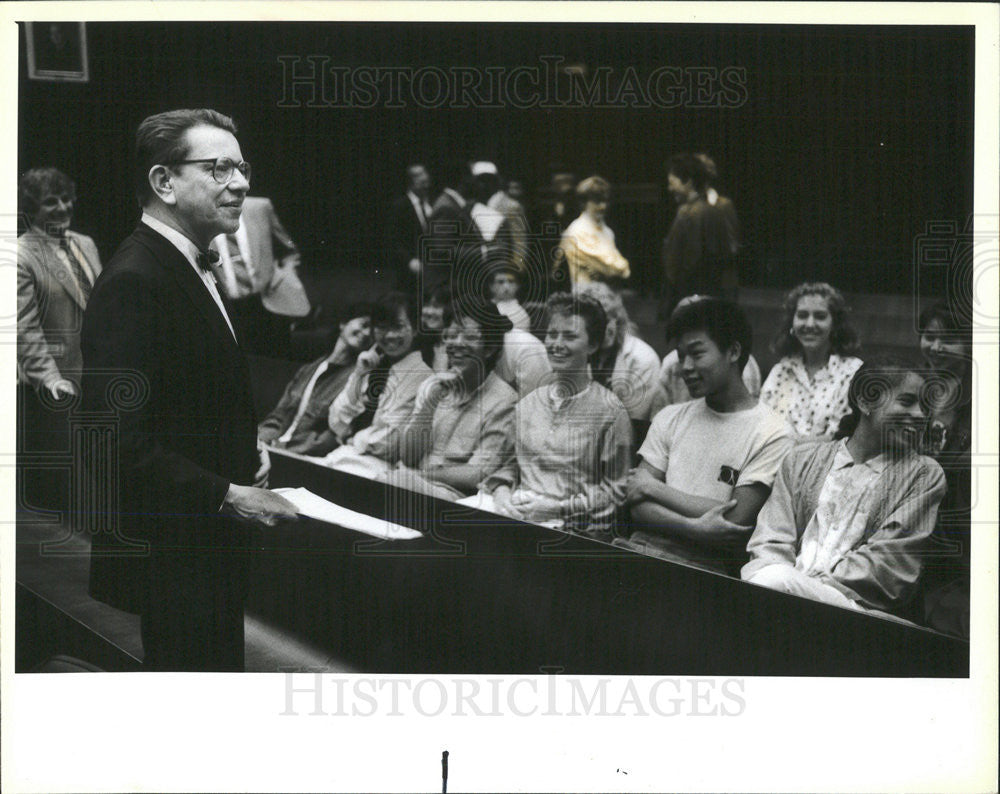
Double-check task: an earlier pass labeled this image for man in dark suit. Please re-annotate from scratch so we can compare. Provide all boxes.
[426,165,482,297]
[386,163,433,295]
[81,108,298,671]
[660,152,741,316]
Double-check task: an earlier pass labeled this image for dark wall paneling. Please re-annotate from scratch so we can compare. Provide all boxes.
[19,22,974,299]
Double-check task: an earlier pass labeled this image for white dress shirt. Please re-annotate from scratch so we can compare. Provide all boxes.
[141,213,237,341]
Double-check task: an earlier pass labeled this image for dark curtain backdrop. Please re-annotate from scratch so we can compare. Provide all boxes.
[19,22,974,298]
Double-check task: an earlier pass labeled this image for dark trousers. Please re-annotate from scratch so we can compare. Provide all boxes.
[17,383,73,514]
[139,550,248,672]
[140,586,245,672]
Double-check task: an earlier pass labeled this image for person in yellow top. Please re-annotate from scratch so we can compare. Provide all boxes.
[557,175,630,286]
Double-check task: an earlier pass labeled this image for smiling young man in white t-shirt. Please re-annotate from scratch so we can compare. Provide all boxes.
[624,298,792,574]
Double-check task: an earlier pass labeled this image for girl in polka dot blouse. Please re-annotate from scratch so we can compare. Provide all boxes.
[760,282,863,439]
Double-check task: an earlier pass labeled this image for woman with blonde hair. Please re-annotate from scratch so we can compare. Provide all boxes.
[557,175,630,286]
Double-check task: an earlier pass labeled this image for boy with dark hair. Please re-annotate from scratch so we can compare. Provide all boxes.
[622,298,792,573]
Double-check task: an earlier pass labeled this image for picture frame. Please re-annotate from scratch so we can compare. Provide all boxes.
[25,21,88,83]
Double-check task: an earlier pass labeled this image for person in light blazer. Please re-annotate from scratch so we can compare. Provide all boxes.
[17,167,102,400]
[17,167,102,509]
[210,194,309,357]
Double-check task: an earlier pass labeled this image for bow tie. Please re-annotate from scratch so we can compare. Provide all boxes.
[196,249,220,272]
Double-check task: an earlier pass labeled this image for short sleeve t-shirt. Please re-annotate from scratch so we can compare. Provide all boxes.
[639,399,793,501]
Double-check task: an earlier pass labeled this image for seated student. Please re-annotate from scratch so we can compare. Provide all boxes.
[422,285,452,372]
[760,282,863,440]
[257,302,372,456]
[622,298,793,574]
[322,291,433,477]
[481,292,632,540]
[742,358,946,616]
[575,281,663,422]
[487,263,532,333]
[383,299,517,501]
[916,302,972,637]
[650,295,761,414]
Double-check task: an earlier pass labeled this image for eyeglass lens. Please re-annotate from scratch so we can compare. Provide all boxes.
[214,159,251,184]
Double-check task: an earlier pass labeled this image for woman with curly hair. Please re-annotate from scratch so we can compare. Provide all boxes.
[760,282,862,439]
[575,281,662,422]
[322,291,433,476]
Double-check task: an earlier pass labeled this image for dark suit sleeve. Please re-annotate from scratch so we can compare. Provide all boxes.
[82,270,231,517]
[661,206,703,285]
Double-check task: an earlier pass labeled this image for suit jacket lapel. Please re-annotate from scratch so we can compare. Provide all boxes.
[69,231,102,283]
[24,230,88,311]
[133,224,242,353]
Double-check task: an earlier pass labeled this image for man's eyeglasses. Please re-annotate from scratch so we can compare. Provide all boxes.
[167,157,251,185]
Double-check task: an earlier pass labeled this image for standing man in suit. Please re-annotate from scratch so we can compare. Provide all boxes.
[387,163,434,296]
[471,161,534,295]
[210,195,309,359]
[17,167,102,508]
[426,163,479,297]
[81,108,298,671]
[660,153,741,317]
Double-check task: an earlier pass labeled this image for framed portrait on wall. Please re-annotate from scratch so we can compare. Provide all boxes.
[25,21,88,82]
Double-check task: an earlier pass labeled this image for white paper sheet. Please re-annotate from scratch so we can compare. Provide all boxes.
[275,487,423,540]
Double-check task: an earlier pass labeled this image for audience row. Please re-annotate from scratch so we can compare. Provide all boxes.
[17,164,970,639]
[258,279,971,637]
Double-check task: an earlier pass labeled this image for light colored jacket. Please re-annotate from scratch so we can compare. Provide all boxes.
[743,439,946,612]
[17,228,102,389]
[213,196,309,316]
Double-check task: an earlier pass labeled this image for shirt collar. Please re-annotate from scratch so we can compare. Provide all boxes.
[29,226,69,246]
[834,438,889,474]
[141,212,203,271]
[545,379,592,409]
[447,370,499,408]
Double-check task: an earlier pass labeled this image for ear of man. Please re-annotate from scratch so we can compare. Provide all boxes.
[148,165,177,205]
[727,341,742,366]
